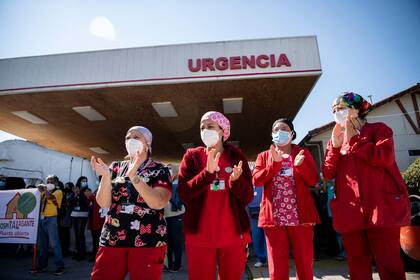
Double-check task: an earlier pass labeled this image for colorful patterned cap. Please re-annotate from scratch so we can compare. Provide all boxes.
[200,111,231,141]
[333,92,372,117]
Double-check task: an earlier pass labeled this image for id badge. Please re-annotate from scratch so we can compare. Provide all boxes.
[210,179,220,191]
[120,203,134,214]
[219,180,225,190]
[210,179,225,191]
[282,167,293,177]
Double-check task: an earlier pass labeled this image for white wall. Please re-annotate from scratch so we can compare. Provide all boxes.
[310,93,420,171]
[0,140,98,188]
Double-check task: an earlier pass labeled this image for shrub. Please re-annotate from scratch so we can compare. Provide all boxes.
[403,157,420,194]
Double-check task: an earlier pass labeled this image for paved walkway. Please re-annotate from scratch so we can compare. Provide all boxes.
[249,258,420,279]
[0,254,419,279]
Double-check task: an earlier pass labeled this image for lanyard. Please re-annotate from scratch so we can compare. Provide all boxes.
[136,158,152,175]
[117,158,151,179]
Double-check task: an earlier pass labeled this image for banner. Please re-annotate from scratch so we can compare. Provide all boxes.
[0,188,41,244]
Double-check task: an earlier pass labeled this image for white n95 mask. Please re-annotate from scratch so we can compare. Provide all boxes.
[46,183,55,191]
[201,129,220,147]
[126,139,144,156]
[334,109,349,126]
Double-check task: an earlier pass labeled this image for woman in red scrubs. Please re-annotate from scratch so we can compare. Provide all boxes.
[178,111,253,280]
[252,118,320,280]
[322,92,410,280]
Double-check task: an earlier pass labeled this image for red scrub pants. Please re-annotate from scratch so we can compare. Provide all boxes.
[186,244,248,280]
[265,226,314,280]
[342,227,405,280]
[91,246,166,280]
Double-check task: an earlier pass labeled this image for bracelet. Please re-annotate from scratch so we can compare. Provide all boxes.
[132,175,149,184]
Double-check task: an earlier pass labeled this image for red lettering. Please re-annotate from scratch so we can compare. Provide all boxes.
[215,57,228,70]
[229,56,241,70]
[202,58,215,71]
[256,55,269,68]
[188,59,201,72]
[242,56,255,69]
[189,54,290,72]
[277,54,291,67]
[270,54,276,67]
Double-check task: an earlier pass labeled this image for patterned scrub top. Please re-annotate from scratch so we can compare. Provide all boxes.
[100,159,172,248]
[271,155,300,226]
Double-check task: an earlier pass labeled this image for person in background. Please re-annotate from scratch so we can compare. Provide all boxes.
[31,175,65,276]
[322,178,346,261]
[88,182,106,262]
[57,181,65,191]
[178,111,254,280]
[164,164,185,273]
[322,92,410,279]
[59,182,74,257]
[68,177,90,261]
[2,177,25,189]
[309,182,324,261]
[252,118,320,280]
[247,185,268,268]
[78,176,89,189]
[0,175,6,190]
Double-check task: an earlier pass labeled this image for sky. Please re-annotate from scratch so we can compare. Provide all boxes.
[0,0,419,145]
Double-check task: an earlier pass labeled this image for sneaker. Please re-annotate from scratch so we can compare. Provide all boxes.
[254,262,266,268]
[53,267,65,276]
[29,267,47,274]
